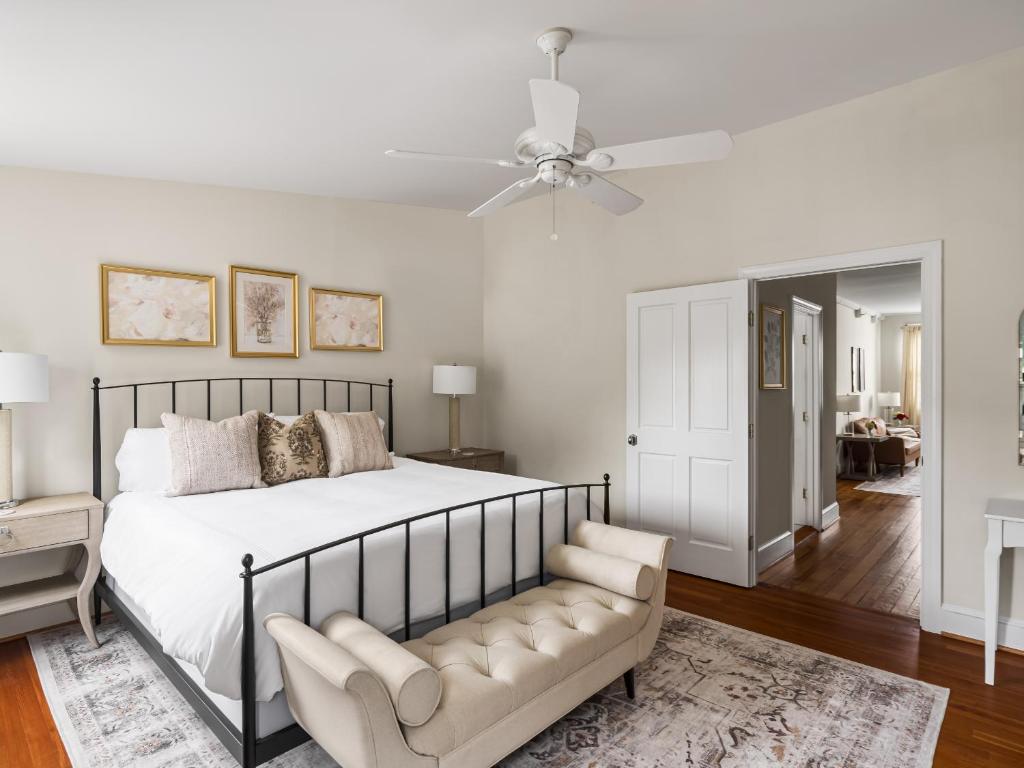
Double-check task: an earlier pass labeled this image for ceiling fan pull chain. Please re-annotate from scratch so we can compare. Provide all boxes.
[550,184,558,241]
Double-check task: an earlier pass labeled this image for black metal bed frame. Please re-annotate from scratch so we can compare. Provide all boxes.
[90,375,611,768]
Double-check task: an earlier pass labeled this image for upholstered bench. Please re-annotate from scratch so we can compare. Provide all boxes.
[265,521,672,768]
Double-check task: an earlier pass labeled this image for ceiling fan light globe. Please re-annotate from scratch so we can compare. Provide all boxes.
[587,152,613,170]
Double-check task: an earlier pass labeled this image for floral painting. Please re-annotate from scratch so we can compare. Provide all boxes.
[310,288,383,351]
[101,265,215,346]
[230,266,298,357]
[759,304,786,389]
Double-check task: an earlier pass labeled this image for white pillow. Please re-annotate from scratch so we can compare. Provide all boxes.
[115,428,173,494]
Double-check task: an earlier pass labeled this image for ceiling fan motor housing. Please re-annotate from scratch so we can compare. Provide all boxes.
[514,126,595,164]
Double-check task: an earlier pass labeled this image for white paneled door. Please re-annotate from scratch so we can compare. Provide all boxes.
[625,280,752,586]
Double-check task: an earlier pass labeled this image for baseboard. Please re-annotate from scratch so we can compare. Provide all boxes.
[757,531,794,571]
[821,502,840,530]
[940,602,1024,652]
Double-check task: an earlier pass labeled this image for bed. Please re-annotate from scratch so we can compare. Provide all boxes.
[90,375,611,768]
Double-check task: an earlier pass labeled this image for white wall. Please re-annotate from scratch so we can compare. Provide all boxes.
[880,313,922,398]
[0,166,484,636]
[482,47,1024,627]
[835,301,881,432]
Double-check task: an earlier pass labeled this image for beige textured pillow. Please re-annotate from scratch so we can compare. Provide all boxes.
[257,412,328,486]
[314,410,393,477]
[161,410,263,496]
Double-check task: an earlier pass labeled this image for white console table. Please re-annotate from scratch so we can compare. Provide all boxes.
[984,498,1024,685]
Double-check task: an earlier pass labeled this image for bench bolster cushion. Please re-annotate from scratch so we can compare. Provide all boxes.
[545,543,655,600]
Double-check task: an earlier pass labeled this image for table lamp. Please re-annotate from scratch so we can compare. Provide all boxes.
[0,352,49,512]
[432,364,476,454]
[878,391,901,422]
[836,393,864,435]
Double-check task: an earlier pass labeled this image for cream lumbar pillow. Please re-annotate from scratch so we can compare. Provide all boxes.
[161,410,263,496]
[314,410,393,477]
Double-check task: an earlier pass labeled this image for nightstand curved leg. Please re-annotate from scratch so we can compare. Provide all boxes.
[77,542,101,648]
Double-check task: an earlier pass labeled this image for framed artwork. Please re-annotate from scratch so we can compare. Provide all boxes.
[759,304,787,390]
[100,264,216,347]
[309,287,384,351]
[851,346,865,392]
[229,266,299,358]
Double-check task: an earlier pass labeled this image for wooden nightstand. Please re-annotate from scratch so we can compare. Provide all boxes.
[406,447,505,473]
[0,493,104,647]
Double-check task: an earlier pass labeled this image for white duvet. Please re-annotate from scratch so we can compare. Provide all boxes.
[101,457,597,702]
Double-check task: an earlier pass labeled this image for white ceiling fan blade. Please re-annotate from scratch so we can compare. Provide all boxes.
[587,130,733,171]
[570,173,643,215]
[467,174,542,218]
[385,149,524,168]
[528,79,579,155]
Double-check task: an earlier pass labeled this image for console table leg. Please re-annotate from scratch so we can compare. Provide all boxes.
[984,519,1003,685]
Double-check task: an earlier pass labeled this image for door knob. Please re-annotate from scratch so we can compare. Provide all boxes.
[627,434,638,446]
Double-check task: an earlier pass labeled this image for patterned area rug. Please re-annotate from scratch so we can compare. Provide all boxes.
[855,464,922,496]
[30,608,947,767]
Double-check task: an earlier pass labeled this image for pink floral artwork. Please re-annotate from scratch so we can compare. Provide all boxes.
[312,290,382,350]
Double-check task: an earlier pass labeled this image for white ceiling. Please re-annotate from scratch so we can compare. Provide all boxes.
[2,1,1024,210]
[837,263,922,315]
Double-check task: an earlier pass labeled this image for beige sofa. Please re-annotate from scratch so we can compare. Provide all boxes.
[265,520,672,768]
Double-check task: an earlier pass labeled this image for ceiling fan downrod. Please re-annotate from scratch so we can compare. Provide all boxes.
[536,27,572,81]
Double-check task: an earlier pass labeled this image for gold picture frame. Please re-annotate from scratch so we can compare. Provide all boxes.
[759,303,787,390]
[309,287,384,352]
[100,264,216,347]
[229,266,299,358]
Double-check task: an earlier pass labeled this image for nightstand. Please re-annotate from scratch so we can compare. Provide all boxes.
[0,493,104,647]
[406,447,505,473]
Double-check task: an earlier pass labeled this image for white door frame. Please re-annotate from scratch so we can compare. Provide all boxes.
[739,240,942,633]
[791,297,823,531]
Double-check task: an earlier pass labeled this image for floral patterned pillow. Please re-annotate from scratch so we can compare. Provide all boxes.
[257,412,328,486]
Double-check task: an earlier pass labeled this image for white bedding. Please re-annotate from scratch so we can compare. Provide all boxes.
[101,457,597,702]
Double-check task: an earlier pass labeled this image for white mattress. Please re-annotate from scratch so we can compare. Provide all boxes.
[101,457,598,702]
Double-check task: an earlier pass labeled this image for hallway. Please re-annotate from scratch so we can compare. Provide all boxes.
[760,478,921,619]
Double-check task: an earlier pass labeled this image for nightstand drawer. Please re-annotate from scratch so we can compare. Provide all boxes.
[472,454,503,473]
[0,509,89,554]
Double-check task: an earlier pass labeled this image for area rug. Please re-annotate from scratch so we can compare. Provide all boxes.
[856,464,921,497]
[30,608,947,767]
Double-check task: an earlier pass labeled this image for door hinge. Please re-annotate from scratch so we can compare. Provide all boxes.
[802,411,808,422]
[748,310,754,327]
[802,488,808,500]
[748,423,754,439]
[748,534,754,551]
[802,333,808,345]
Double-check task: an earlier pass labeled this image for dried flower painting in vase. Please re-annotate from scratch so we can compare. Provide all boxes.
[229,266,298,357]
[310,288,383,351]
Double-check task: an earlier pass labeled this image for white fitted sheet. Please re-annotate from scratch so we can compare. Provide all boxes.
[101,457,598,702]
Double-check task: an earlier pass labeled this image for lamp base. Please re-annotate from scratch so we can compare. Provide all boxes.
[448,395,462,453]
[0,498,20,514]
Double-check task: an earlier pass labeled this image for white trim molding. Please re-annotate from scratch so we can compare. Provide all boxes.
[942,603,1024,652]
[757,530,794,572]
[741,240,943,634]
[821,502,840,530]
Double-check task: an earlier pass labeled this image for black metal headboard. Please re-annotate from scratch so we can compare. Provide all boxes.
[91,376,394,499]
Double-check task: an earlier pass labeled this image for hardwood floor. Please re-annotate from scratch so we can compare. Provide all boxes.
[3,570,1023,766]
[761,477,921,618]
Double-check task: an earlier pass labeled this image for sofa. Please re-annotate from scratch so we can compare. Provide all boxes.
[265,520,672,768]
[851,417,921,476]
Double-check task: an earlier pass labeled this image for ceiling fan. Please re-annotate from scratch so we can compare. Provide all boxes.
[385,27,733,223]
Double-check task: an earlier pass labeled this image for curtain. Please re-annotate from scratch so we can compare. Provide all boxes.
[901,324,922,425]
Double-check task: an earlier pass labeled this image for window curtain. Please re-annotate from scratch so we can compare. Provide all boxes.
[901,324,922,425]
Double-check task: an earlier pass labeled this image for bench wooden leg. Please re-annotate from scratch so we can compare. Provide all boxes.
[623,668,636,699]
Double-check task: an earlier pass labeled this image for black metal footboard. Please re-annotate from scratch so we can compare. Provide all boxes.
[239,477,611,767]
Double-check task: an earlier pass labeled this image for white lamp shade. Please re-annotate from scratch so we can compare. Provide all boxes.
[0,353,49,404]
[878,391,901,407]
[835,393,864,413]
[433,365,476,396]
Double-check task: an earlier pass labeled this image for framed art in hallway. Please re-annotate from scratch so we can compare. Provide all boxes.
[229,266,299,358]
[309,287,383,351]
[759,303,786,389]
[100,265,216,346]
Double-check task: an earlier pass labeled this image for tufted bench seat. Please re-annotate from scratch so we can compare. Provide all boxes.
[266,521,672,768]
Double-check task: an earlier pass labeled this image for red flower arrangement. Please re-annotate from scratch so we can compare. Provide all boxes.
[894,412,909,423]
